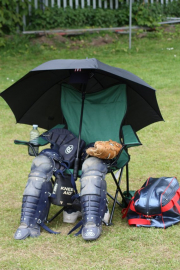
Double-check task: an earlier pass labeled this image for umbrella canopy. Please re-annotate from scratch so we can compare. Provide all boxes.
[0,58,163,132]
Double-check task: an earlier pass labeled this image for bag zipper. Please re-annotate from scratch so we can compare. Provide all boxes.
[146,177,163,216]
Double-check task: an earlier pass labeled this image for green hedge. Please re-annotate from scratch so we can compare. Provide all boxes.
[27,1,180,31]
[27,4,162,30]
[1,0,180,35]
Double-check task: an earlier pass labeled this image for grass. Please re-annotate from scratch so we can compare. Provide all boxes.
[0,29,180,269]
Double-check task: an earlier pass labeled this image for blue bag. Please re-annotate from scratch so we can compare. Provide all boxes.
[122,177,180,228]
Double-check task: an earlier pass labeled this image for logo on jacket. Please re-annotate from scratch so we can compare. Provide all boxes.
[65,145,74,154]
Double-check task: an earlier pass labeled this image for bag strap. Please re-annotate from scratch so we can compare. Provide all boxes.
[67,220,83,236]
[161,187,180,213]
[121,195,135,219]
[37,221,60,234]
[128,218,151,226]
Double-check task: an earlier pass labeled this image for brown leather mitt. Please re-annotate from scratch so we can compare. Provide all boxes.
[86,140,122,159]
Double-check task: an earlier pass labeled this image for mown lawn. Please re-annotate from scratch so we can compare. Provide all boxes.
[0,30,180,269]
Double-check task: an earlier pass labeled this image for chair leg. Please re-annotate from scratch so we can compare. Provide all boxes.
[107,167,127,225]
[47,206,65,223]
[108,189,120,225]
[111,169,128,207]
[126,163,129,197]
[107,192,121,207]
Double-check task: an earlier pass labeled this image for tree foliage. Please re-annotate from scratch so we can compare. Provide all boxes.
[0,0,29,35]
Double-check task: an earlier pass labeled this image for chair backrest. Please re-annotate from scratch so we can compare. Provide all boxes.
[61,83,127,145]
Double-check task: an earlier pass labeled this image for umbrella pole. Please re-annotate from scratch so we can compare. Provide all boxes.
[73,84,86,181]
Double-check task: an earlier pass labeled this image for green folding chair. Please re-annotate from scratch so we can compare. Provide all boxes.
[14,83,141,226]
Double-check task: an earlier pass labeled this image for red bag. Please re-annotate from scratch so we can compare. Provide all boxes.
[122,177,180,228]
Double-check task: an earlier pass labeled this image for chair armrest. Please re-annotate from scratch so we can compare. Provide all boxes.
[122,125,142,148]
[14,140,29,146]
[14,124,66,147]
[14,137,49,146]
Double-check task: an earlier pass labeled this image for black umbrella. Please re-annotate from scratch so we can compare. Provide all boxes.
[0,58,163,132]
[0,58,164,179]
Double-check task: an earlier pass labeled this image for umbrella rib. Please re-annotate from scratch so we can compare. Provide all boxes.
[87,70,121,92]
[126,84,163,120]
[18,75,70,123]
[92,74,105,89]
